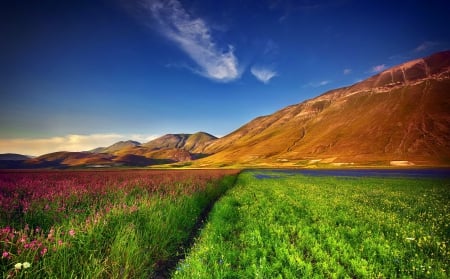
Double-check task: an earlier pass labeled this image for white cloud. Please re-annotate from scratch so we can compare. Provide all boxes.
[141,0,240,82]
[343,68,352,75]
[414,41,438,53]
[303,80,331,88]
[0,134,160,156]
[371,64,386,73]
[250,66,277,84]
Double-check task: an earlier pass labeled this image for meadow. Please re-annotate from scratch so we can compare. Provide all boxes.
[174,170,450,278]
[0,169,239,278]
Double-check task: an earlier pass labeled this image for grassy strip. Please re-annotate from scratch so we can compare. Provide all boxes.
[173,171,450,278]
[1,172,238,278]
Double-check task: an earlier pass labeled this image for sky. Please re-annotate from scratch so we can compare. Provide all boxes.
[1,0,450,156]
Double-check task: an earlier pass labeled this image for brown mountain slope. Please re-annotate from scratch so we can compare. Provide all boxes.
[142,132,217,152]
[195,50,450,167]
[91,140,141,154]
[23,151,115,168]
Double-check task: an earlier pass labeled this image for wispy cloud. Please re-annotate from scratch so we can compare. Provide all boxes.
[370,64,387,73]
[318,80,330,86]
[139,0,239,82]
[343,68,352,75]
[251,66,277,84]
[414,41,438,53]
[0,134,160,156]
[303,80,331,88]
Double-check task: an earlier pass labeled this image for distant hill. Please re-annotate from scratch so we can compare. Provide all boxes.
[142,132,217,152]
[0,153,31,169]
[0,153,30,160]
[91,140,141,154]
[0,132,217,168]
[194,50,450,167]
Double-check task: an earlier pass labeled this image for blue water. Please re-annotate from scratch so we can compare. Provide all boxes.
[252,168,450,179]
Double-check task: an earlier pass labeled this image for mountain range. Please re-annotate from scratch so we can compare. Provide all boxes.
[2,50,450,168]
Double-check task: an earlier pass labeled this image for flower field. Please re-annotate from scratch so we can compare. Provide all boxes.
[0,169,239,278]
[174,170,450,278]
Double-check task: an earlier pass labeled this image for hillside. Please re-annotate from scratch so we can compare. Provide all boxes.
[91,140,141,154]
[142,132,217,152]
[0,153,30,160]
[193,50,450,167]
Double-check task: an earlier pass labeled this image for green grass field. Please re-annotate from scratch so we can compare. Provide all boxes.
[174,170,450,278]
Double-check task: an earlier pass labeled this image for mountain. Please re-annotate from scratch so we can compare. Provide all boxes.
[91,140,141,154]
[184,132,218,152]
[0,153,30,160]
[142,132,217,152]
[27,151,115,168]
[194,50,450,167]
[0,153,31,169]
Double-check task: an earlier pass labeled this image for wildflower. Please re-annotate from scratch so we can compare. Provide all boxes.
[69,229,75,237]
[14,263,22,270]
[23,262,31,269]
[40,248,48,256]
[47,228,55,239]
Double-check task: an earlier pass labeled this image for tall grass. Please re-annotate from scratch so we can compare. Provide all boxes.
[174,170,450,278]
[0,170,238,278]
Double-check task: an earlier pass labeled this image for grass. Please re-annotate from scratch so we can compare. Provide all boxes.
[1,170,239,278]
[173,170,450,278]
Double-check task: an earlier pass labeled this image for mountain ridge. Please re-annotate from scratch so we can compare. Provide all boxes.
[192,50,450,167]
[1,50,449,168]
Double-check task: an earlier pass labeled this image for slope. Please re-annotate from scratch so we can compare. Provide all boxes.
[195,50,450,167]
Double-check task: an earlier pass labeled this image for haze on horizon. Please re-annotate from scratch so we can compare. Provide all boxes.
[1,0,450,156]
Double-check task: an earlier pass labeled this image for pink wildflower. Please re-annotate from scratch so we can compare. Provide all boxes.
[40,247,48,256]
[47,228,55,240]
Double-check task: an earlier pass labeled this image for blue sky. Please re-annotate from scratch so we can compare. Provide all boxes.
[1,0,449,155]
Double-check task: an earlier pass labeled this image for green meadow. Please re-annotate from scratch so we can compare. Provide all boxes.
[174,170,450,278]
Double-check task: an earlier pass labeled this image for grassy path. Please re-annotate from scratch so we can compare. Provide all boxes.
[173,170,450,278]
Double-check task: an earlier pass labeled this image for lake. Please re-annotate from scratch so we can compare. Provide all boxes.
[253,168,450,179]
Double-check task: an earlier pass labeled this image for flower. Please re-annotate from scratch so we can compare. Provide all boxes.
[14,263,22,270]
[22,262,31,269]
[40,248,48,256]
